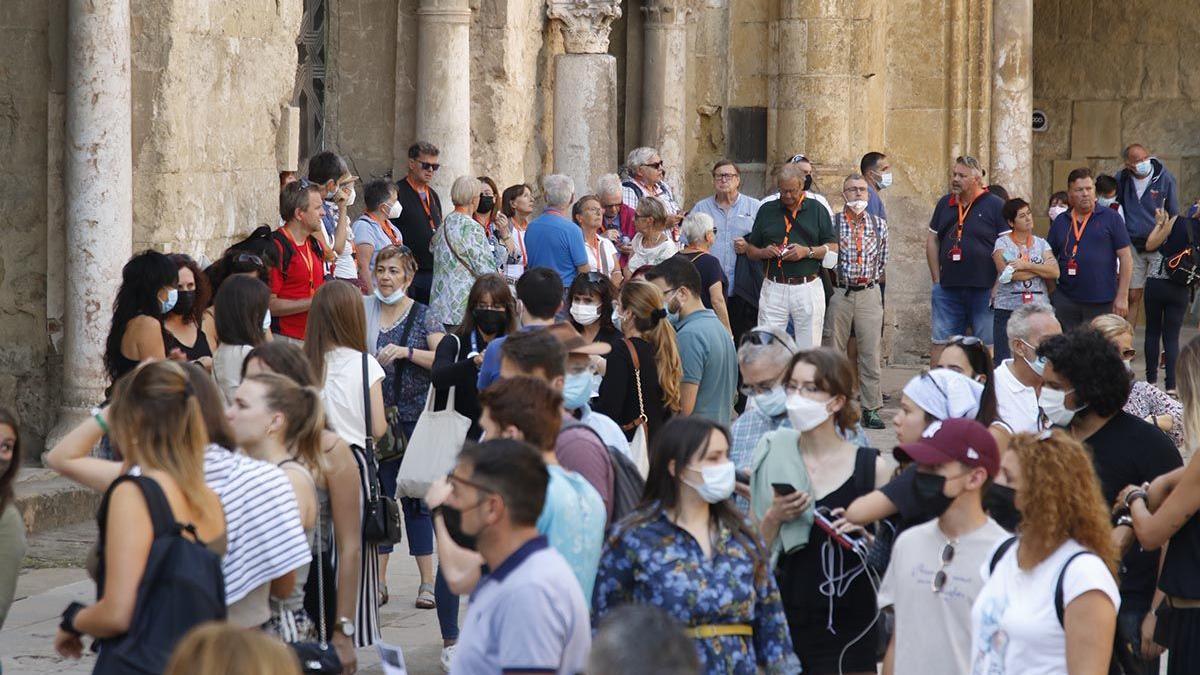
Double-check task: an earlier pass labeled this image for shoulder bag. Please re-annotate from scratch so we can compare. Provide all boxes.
[289,498,342,673]
[1165,218,1200,287]
[377,307,420,464]
[360,354,403,545]
[396,334,473,498]
[621,337,650,478]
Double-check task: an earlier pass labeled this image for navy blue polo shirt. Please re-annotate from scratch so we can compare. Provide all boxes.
[928,191,1009,288]
[1046,207,1131,304]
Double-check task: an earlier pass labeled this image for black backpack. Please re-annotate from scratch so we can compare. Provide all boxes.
[988,537,1142,675]
[1162,218,1200,287]
[561,420,645,524]
[93,475,227,675]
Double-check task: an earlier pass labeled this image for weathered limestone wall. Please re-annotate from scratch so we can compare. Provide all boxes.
[328,0,398,188]
[1033,0,1200,228]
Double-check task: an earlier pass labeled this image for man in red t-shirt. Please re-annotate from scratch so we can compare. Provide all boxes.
[269,182,327,342]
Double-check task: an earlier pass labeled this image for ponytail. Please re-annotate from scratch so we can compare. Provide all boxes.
[620,281,682,412]
[246,373,328,477]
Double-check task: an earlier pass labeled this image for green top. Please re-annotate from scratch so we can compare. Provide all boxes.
[747,197,836,277]
[750,429,814,564]
[0,503,27,629]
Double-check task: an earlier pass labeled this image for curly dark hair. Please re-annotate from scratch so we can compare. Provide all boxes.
[1037,328,1131,418]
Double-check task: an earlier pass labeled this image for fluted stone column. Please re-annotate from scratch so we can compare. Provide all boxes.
[51,0,134,444]
[640,0,692,201]
[549,0,621,194]
[416,0,472,201]
[990,0,1032,199]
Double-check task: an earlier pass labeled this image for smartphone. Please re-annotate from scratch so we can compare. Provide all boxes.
[771,482,797,496]
[735,470,751,486]
[813,506,866,553]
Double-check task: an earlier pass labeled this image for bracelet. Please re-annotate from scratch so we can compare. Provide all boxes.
[93,413,109,435]
[1116,514,1134,528]
[1124,489,1148,510]
[61,601,85,637]
[407,346,413,360]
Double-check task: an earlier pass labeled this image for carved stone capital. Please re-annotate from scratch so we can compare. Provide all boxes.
[641,0,694,27]
[547,0,622,54]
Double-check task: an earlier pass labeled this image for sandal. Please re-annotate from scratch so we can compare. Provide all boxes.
[416,582,436,609]
[379,583,389,606]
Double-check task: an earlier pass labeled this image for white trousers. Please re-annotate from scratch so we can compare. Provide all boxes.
[757,278,825,349]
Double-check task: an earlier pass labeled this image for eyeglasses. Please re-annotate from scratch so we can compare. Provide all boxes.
[643,161,664,170]
[713,172,739,180]
[931,541,957,592]
[738,329,795,354]
[582,206,604,215]
[740,380,781,398]
[602,202,623,210]
[447,470,493,495]
[419,161,441,172]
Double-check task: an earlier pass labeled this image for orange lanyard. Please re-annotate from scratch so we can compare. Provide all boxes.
[780,195,807,268]
[1068,210,1092,258]
[846,209,866,267]
[281,227,316,290]
[587,235,609,275]
[369,213,403,246]
[954,193,981,242]
[1009,231,1033,258]
[407,176,435,228]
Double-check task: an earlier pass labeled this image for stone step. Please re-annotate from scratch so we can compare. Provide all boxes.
[13,469,100,536]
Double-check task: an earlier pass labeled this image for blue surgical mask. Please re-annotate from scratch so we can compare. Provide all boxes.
[1018,339,1046,377]
[562,371,595,410]
[262,309,272,331]
[160,288,178,315]
[612,309,624,332]
[667,310,680,328]
[374,287,407,305]
[1135,159,1153,177]
[753,385,788,418]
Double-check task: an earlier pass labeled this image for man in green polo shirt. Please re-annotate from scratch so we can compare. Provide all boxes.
[745,164,838,348]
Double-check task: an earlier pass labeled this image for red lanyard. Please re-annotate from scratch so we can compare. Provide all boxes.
[281,228,316,290]
[1068,210,1092,258]
[954,193,981,243]
[780,195,807,268]
[846,209,866,267]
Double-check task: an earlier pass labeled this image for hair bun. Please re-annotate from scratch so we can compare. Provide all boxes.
[650,307,668,324]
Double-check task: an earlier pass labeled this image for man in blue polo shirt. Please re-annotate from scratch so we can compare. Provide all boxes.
[1115,143,1179,330]
[525,174,590,289]
[925,156,1008,364]
[442,439,591,675]
[1047,167,1133,331]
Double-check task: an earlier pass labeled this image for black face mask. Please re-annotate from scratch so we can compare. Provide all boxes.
[472,308,508,336]
[912,471,955,519]
[803,174,813,192]
[983,484,1020,532]
[476,196,495,214]
[172,290,196,317]
[439,505,479,551]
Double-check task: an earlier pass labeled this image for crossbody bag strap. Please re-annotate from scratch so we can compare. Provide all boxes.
[391,304,421,385]
[444,222,482,279]
[360,353,381,503]
[621,337,647,431]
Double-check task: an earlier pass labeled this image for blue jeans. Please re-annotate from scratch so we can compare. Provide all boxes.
[931,284,994,344]
[992,308,1013,365]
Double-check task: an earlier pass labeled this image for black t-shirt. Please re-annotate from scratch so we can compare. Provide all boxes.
[1083,411,1183,610]
[675,251,729,309]
[593,336,668,443]
[392,178,443,272]
[928,191,1009,289]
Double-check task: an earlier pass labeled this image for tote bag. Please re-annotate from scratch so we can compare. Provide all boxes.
[396,336,472,498]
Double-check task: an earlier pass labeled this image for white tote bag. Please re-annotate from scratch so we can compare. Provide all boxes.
[396,338,472,498]
[629,424,649,478]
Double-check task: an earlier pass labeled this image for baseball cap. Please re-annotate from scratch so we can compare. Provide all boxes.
[894,418,1000,477]
[544,322,612,356]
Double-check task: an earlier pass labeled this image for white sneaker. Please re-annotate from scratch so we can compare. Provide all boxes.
[440,644,457,672]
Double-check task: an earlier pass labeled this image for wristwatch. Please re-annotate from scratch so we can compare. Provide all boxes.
[334,616,356,638]
[61,601,85,637]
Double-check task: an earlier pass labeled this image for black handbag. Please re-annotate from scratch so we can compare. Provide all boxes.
[361,353,404,545]
[290,494,342,673]
[376,307,420,464]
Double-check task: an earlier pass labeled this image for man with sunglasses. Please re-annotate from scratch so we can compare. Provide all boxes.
[878,418,1006,675]
[621,146,682,223]
[392,141,445,304]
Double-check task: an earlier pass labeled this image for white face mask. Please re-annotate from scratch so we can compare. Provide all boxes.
[611,308,624,332]
[262,309,272,331]
[374,286,407,305]
[570,302,601,326]
[387,201,403,219]
[1124,359,1134,373]
[846,200,868,214]
[1048,205,1068,220]
[878,172,893,189]
[345,187,357,207]
[1097,196,1117,208]
[683,461,736,504]
[1039,386,1083,427]
[786,393,832,432]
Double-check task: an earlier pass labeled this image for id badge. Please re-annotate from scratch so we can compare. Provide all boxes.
[949,245,963,262]
[505,263,524,280]
[1022,291,1033,304]
[1066,259,1078,277]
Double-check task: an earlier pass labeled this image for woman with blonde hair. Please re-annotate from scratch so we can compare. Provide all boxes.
[429,175,503,329]
[595,280,680,444]
[164,622,300,675]
[971,430,1120,674]
[627,196,678,272]
[1091,313,1184,448]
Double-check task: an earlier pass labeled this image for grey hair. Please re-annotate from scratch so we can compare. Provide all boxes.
[737,324,796,370]
[777,163,807,187]
[407,141,439,159]
[680,212,715,246]
[626,147,659,175]
[1006,304,1056,343]
[543,174,575,208]
[587,605,700,675]
[450,175,482,207]
[955,155,985,178]
[843,173,868,187]
[596,173,623,199]
[635,195,668,226]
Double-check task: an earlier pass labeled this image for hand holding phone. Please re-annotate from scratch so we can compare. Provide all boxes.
[772,482,796,496]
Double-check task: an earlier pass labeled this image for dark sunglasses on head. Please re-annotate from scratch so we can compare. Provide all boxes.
[738,329,794,354]
[233,252,265,269]
[584,271,607,284]
[947,335,983,347]
[419,161,441,171]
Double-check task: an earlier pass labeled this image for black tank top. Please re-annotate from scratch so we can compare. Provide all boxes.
[164,326,214,362]
[1160,512,1200,599]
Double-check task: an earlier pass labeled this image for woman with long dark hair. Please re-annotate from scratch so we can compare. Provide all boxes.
[935,334,999,426]
[213,275,272,404]
[163,253,215,370]
[567,271,620,347]
[0,408,24,629]
[500,183,534,282]
[103,250,180,386]
[593,416,798,674]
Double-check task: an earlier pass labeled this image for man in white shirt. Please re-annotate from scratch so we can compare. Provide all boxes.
[878,418,1008,675]
[990,304,1061,450]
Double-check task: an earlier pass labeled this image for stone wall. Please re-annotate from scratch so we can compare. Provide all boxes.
[1033,0,1200,228]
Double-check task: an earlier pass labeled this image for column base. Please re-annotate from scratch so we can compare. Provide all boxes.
[44,405,95,463]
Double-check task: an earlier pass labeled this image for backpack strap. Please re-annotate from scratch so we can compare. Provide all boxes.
[988,535,1019,574]
[98,474,183,544]
[851,446,877,498]
[621,180,644,201]
[1054,550,1094,627]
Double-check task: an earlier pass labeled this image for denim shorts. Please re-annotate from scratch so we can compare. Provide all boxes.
[931,284,994,344]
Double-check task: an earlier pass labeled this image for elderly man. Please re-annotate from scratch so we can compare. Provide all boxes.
[525,174,589,289]
[596,173,637,262]
[825,174,888,429]
[392,141,444,304]
[860,151,891,220]
[744,163,838,348]
[1116,143,1179,330]
[989,303,1061,450]
[729,326,796,502]
[1047,167,1132,330]
[760,153,835,219]
[688,160,761,340]
[621,147,682,222]
[925,156,1008,363]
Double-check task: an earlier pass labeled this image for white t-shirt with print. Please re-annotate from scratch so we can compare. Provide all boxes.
[970,538,1120,675]
[321,346,386,449]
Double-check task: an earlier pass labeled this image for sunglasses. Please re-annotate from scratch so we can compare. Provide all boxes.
[947,335,983,347]
[931,541,956,593]
[738,329,794,354]
[643,161,664,170]
[233,252,266,270]
[418,161,441,171]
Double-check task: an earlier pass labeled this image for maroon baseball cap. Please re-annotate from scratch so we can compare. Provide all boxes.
[894,418,1000,477]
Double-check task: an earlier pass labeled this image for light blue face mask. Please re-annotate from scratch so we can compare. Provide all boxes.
[612,309,624,332]
[562,370,595,411]
[1135,159,1153,177]
[753,385,788,418]
[667,310,681,328]
[1018,339,1046,377]
[160,288,178,315]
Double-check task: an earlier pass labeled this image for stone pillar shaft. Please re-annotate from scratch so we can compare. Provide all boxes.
[640,0,690,201]
[990,0,1032,199]
[57,0,133,433]
[416,0,472,202]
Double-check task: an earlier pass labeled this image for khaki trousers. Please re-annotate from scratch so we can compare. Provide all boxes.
[824,285,884,410]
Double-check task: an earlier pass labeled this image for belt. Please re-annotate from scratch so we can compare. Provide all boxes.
[767,274,818,285]
[1167,596,1200,609]
[685,624,754,639]
[836,281,877,291]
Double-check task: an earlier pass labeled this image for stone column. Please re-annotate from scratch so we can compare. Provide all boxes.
[640,0,692,201]
[548,0,622,194]
[415,0,472,202]
[52,0,134,443]
[990,0,1032,199]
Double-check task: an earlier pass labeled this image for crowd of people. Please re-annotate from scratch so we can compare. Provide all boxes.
[1,138,1199,675]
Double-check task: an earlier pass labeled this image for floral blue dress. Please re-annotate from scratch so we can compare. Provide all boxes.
[593,506,801,674]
